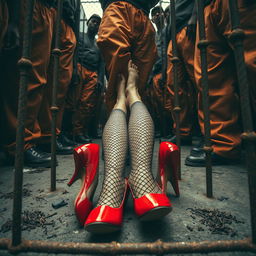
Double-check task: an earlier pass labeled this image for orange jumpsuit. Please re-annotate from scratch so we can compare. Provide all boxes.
[38,19,77,143]
[166,26,197,137]
[97,1,157,111]
[1,0,55,155]
[194,0,256,158]
[73,63,99,135]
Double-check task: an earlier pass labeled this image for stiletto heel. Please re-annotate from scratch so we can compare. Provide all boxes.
[85,179,129,234]
[157,142,180,196]
[128,181,172,221]
[68,143,99,226]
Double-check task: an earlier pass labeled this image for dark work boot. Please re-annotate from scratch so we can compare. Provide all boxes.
[24,147,52,168]
[74,134,92,144]
[38,141,73,155]
[185,151,238,167]
[58,133,78,147]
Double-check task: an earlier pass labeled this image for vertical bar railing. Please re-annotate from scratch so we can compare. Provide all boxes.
[50,0,64,192]
[196,0,213,198]
[12,0,35,247]
[170,0,181,179]
[72,0,81,84]
[158,0,168,137]
[228,0,256,244]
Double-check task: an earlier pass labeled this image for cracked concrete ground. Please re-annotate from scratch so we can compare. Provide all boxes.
[0,139,255,256]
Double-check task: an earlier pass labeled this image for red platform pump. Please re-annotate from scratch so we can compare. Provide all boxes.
[85,179,129,234]
[157,142,180,196]
[67,143,99,226]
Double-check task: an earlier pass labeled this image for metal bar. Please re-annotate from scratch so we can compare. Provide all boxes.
[2,238,256,254]
[196,0,213,198]
[50,0,64,192]
[228,0,256,244]
[73,0,81,71]
[170,0,181,180]
[12,0,34,247]
[82,9,86,41]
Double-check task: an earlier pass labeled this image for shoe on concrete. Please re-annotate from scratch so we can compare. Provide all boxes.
[24,147,51,168]
[190,137,204,156]
[160,135,192,145]
[38,141,73,155]
[58,133,78,147]
[74,134,92,144]
[185,151,236,167]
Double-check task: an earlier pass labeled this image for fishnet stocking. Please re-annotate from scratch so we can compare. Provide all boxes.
[128,101,161,198]
[97,109,128,207]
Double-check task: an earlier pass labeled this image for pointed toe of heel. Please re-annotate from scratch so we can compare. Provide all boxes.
[134,193,172,221]
[84,205,123,234]
[85,179,129,234]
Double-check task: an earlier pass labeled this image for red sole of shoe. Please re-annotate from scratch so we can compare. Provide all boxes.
[139,206,172,222]
[85,222,121,234]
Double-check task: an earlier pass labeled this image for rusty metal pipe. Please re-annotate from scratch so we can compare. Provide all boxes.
[1,238,256,254]
[12,0,35,247]
[196,0,213,198]
[228,0,256,244]
[170,0,181,180]
[50,0,64,192]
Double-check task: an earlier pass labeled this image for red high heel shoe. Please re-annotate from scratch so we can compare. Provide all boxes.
[85,179,129,234]
[67,143,99,226]
[157,142,180,196]
[128,182,172,221]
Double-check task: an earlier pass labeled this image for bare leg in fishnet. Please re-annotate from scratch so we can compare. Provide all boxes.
[126,61,162,198]
[96,75,128,207]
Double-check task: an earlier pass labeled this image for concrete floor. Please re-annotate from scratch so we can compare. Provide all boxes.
[0,139,255,256]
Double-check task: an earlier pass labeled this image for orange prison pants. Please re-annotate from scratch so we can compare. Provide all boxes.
[1,1,55,154]
[152,73,165,127]
[193,1,256,158]
[97,1,157,111]
[152,73,165,108]
[73,64,99,135]
[38,19,76,143]
[167,27,197,137]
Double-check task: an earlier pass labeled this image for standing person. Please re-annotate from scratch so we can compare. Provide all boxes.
[37,0,78,154]
[84,0,172,234]
[72,14,104,144]
[149,5,172,138]
[185,0,256,166]
[1,0,57,167]
[164,0,199,145]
